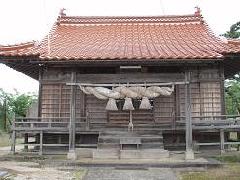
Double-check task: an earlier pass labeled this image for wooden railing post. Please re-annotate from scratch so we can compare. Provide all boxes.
[39,130,43,155]
[220,129,225,154]
[48,119,52,128]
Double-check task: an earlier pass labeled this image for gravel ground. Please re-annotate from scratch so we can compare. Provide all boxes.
[0,161,74,180]
[83,167,177,180]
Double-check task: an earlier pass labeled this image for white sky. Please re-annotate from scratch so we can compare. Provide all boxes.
[0,0,239,93]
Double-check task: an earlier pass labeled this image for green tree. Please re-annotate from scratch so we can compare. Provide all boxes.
[0,89,37,130]
[222,21,240,39]
[225,81,240,114]
[223,21,240,115]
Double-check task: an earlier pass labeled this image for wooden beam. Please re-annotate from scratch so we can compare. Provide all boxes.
[76,73,185,84]
[67,81,188,87]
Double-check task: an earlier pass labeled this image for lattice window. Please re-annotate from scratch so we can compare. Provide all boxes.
[41,84,71,118]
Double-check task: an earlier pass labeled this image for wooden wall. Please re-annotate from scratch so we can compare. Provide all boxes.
[39,65,223,127]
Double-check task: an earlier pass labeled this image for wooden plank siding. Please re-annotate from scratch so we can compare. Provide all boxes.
[154,95,175,125]
[85,95,108,124]
[109,110,154,124]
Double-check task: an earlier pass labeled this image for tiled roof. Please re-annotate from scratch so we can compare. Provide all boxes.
[1,12,240,61]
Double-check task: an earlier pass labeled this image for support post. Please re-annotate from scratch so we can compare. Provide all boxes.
[219,65,226,116]
[38,67,43,118]
[35,67,43,151]
[185,70,194,160]
[39,131,43,155]
[128,110,133,131]
[220,129,225,154]
[11,117,16,154]
[3,99,7,131]
[11,130,16,154]
[67,71,77,160]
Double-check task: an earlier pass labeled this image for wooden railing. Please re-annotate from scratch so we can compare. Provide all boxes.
[12,117,87,131]
[12,115,240,131]
[10,115,240,155]
[176,115,240,130]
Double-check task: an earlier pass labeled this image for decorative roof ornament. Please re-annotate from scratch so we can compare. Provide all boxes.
[194,6,201,16]
[59,8,66,17]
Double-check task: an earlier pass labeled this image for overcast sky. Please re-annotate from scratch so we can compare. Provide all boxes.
[0,0,239,93]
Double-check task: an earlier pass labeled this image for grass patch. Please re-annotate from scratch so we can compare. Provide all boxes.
[0,131,11,147]
[215,155,240,163]
[0,132,23,147]
[181,164,240,180]
[72,169,87,180]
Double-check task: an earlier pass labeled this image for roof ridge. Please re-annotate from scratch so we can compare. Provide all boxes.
[0,41,35,51]
[59,14,197,19]
[57,14,203,25]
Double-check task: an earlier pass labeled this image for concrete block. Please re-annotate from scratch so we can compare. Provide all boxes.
[67,150,77,160]
[140,149,169,159]
[185,149,195,160]
[120,150,141,159]
[93,149,119,159]
[76,148,93,158]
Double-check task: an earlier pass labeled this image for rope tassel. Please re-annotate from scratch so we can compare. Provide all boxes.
[105,98,118,111]
[139,97,152,110]
[123,97,134,110]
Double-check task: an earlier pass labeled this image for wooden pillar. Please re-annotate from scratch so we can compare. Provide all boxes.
[39,131,43,155]
[11,117,16,154]
[38,67,43,118]
[185,70,194,160]
[220,129,225,154]
[128,110,133,131]
[11,130,16,154]
[67,72,77,160]
[219,65,226,116]
[35,67,43,150]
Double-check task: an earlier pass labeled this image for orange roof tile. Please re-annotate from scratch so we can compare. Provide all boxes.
[1,13,240,61]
